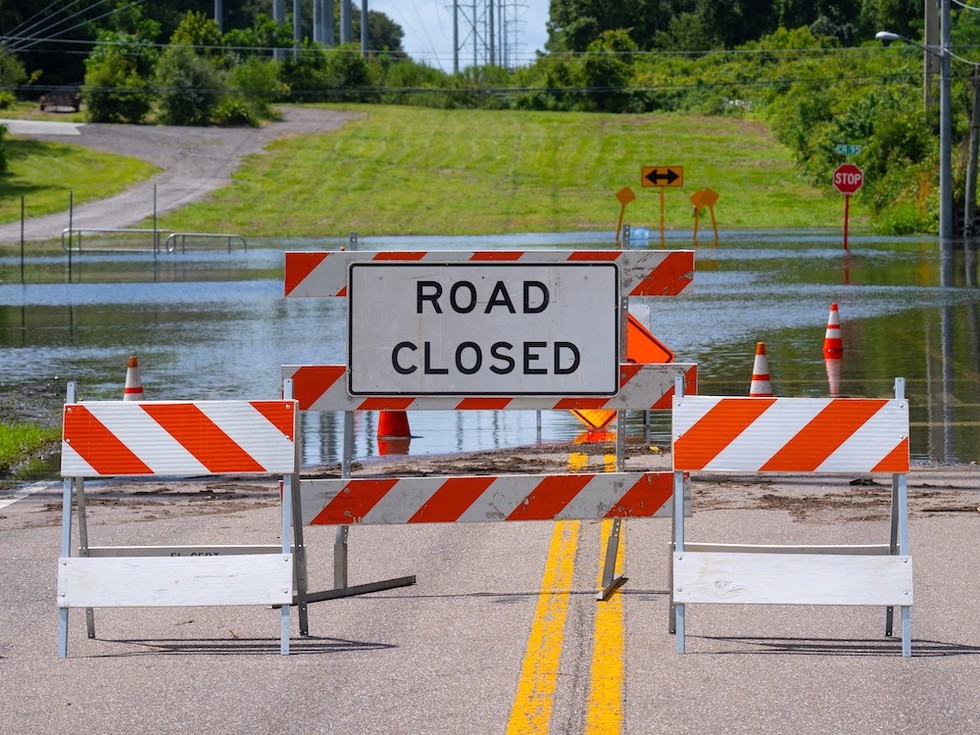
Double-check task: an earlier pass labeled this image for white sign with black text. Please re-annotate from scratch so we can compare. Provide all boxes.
[348,262,620,395]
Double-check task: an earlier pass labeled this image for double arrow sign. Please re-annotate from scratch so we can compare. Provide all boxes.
[641,166,683,188]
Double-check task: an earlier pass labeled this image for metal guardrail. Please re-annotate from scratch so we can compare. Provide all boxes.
[163,232,247,253]
[61,228,247,254]
[61,228,172,254]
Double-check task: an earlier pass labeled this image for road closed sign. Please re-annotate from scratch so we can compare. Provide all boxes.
[347,262,620,395]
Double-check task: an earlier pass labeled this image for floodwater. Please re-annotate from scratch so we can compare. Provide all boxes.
[1,231,978,470]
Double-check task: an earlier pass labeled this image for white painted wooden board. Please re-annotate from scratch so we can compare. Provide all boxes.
[58,554,293,608]
[672,552,913,605]
[678,543,891,556]
[83,545,285,557]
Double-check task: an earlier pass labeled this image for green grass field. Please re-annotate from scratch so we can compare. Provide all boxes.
[1,104,860,238]
[0,128,158,226]
[158,105,857,236]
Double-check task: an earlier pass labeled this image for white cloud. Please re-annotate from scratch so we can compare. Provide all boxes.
[366,0,549,71]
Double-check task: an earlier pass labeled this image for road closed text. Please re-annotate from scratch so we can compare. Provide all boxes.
[348,262,620,395]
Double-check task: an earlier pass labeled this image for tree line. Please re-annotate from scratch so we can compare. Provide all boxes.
[1,1,978,235]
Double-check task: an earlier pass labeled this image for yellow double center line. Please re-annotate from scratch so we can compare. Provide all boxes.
[506,518,626,735]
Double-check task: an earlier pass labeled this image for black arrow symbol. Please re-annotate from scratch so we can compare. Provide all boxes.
[645,168,680,186]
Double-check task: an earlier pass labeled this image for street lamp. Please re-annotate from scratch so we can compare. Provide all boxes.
[877,0,954,241]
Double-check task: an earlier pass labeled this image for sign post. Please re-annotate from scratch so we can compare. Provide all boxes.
[833,163,863,251]
[642,166,684,247]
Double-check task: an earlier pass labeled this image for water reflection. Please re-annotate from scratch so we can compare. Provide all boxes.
[1,234,977,467]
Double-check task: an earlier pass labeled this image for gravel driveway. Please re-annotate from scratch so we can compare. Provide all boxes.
[0,106,355,244]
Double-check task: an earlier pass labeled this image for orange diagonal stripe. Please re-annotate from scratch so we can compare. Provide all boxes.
[673,398,776,470]
[507,475,593,521]
[456,397,513,409]
[283,251,328,296]
[469,251,523,260]
[872,437,910,473]
[760,399,888,472]
[628,251,694,296]
[63,405,153,475]
[249,400,295,441]
[373,251,425,260]
[141,403,265,473]
[409,476,496,522]
[605,472,674,518]
[290,365,346,411]
[311,478,399,524]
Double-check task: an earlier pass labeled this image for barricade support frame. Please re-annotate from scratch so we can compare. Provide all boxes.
[669,376,913,657]
[57,382,300,658]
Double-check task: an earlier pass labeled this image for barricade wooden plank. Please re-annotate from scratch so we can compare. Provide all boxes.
[672,396,909,473]
[61,400,297,477]
[283,363,696,412]
[58,554,293,607]
[672,552,913,606]
[301,472,677,525]
[283,250,694,298]
[83,545,285,557]
[679,543,891,555]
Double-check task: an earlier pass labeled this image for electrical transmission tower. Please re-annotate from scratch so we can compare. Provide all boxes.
[451,1,527,73]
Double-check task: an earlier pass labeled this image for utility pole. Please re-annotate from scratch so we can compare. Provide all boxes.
[964,69,980,237]
[925,0,939,107]
[940,0,954,241]
[361,0,369,56]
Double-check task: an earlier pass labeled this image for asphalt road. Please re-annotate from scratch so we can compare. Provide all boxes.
[0,107,354,245]
[2,464,980,735]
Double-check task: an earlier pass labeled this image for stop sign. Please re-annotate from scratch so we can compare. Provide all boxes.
[833,163,863,195]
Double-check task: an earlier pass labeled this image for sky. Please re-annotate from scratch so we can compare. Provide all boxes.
[367,1,550,71]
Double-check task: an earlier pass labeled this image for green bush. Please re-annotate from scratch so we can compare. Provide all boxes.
[212,99,257,127]
[155,45,224,126]
[83,46,154,123]
[0,91,15,109]
[226,57,286,119]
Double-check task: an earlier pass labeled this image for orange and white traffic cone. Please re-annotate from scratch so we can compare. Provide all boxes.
[123,355,146,401]
[823,302,843,358]
[749,342,773,397]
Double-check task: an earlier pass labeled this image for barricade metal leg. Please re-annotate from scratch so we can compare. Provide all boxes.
[58,476,73,659]
[73,478,96,639]
[672,469,686,653]
[897,470,912,658]
[885,476,899,637]
[671,375,686,652]
[334,525,349,589]
[291,479,309,636]
[596,409,628,601]
[597,518,626,600]
[280,474,295,655]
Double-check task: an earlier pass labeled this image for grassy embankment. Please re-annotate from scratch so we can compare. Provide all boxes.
[158,105,856,236]
[0,140,158,227]
[0,423,60,479]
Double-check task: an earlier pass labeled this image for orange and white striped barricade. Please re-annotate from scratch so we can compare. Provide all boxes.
[284,248,695,606]
[57,382,300,657]
[669,377,912,656]
[283,249,694,299]
[283,362,696,605]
